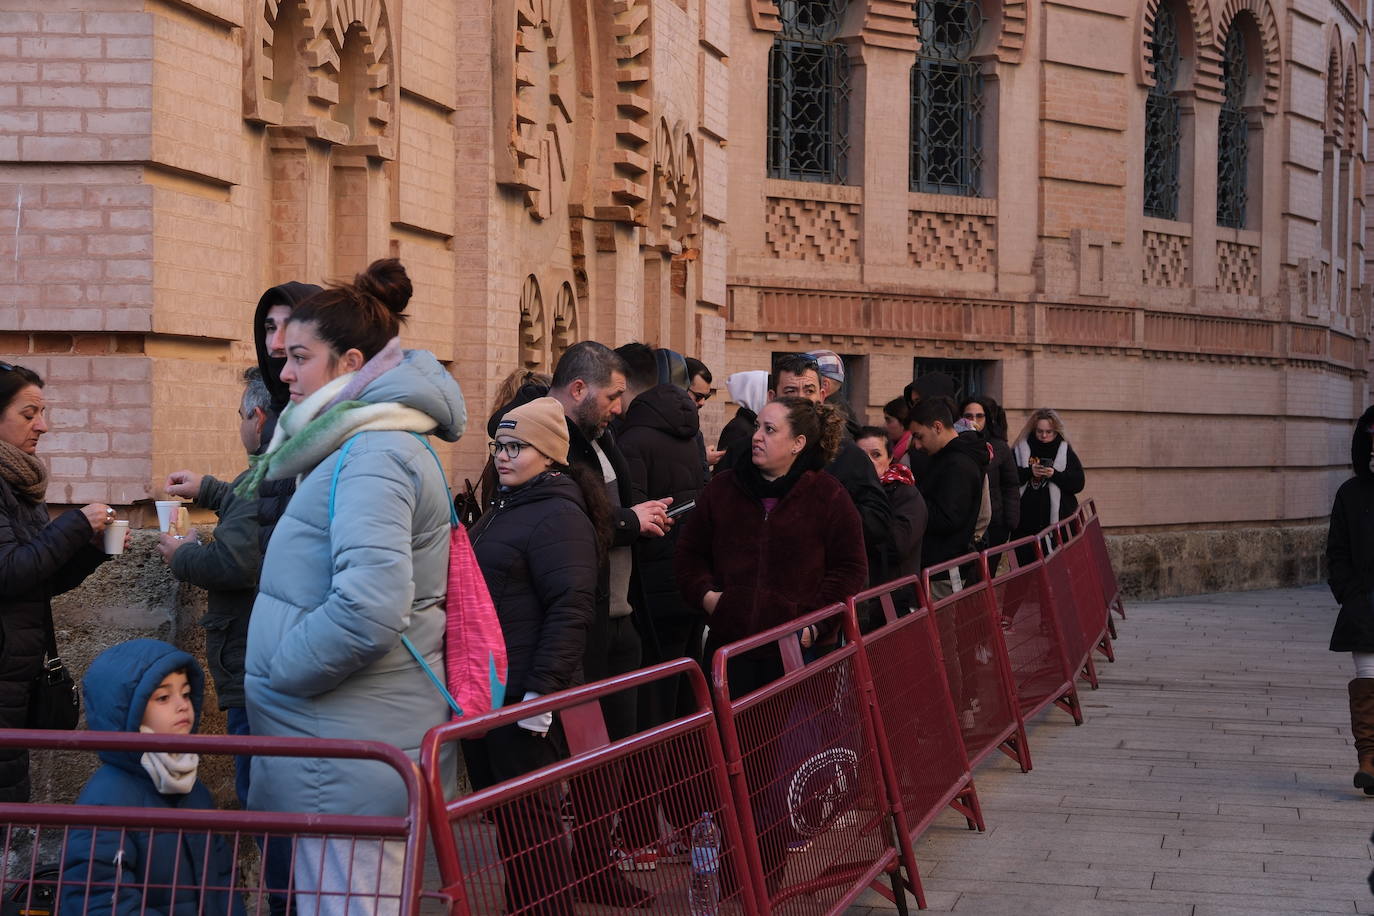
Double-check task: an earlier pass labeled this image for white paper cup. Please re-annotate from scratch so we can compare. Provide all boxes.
[155,500,179,533]
[102,520,129,555]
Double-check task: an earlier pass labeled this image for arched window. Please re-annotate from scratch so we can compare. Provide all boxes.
[1216,25,1250,228]
[910,0,984,195]
[767,0,851,183]
[1143,2,1182,218]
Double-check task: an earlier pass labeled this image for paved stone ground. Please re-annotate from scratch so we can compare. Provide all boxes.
[852,585,1374,915]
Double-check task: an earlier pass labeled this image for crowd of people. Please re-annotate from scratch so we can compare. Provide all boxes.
[0,257,1101,913]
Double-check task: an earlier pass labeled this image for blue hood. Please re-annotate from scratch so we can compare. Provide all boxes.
[360,349,468,442]
[83,639,205,770]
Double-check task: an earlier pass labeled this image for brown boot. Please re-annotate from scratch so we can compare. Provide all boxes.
[1348,678,1374,795]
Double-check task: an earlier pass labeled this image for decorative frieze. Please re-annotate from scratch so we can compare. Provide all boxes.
[1142,230,1191,288]
[908,212,996,272]
[765,198,860,263]
[1216,240,1258,296]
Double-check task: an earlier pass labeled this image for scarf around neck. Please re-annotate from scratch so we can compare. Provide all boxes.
[137,726,198,794]
[0,440,48,503]
[235,340,437,498]
[1014,436,1069,521]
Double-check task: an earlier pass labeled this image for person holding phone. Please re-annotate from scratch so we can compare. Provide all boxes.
[1011,407,1086,553]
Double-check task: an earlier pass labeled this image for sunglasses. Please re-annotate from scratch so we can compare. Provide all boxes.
[691,389,715,404]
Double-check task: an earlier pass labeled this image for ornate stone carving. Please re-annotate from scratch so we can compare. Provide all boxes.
[1216,240,1258,296]
[907,212,996,271]
[518,274,546,368]
[245,0,397,158]
[494,0,574,220]
[996,0,1029,64]
[647,121,701,254]
[765,198,860,263]
[1143,230,1191,288]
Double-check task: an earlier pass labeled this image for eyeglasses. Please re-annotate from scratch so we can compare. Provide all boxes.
[691,389,715,404]
[488,440,532,459]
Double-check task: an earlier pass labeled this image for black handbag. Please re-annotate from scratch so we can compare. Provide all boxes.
[26,614,79,730]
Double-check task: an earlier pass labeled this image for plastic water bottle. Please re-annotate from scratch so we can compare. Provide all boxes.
[688,811,721,916]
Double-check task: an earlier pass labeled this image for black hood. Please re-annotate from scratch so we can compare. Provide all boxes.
[623,384,699,440]
[254,281,324,414]
[486,381,552,438]
[1353,406,1374,480]
[492,469,586,512]
[943,429,990,469]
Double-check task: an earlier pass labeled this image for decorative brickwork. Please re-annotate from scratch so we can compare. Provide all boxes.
[244,0,397,158]
[765,198,860,262]
[595,0,653,224]
[494,0,573,220]
[1215,0,1281,114]
[907,212,996,271]
[518,274,546,368]
[1139,0,1220,101]
[1143,230,1191,287]
[1216,240,1259,295]
[551,281,579,364]
[997,0,1029,63]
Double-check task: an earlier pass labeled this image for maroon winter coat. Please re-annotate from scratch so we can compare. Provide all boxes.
[675,465,868,644]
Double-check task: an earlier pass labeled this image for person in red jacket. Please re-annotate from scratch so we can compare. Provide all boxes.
[676,396,867,695]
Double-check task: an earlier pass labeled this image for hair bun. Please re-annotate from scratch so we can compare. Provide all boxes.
[354,258,412,316]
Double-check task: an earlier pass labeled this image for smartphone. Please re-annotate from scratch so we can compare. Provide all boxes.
[666,499,696,519]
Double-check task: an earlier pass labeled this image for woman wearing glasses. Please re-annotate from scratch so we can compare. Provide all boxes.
[0,363,119,802]
[466,396,608,916]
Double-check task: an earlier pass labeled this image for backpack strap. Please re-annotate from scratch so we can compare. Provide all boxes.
[327,431,464,717]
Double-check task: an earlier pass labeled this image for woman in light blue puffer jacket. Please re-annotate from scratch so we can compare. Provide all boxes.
[241,258,466,915]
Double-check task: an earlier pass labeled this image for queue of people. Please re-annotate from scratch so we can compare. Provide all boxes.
[0,263,1116,913]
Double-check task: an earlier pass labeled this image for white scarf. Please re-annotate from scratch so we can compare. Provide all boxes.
[138,726,198,794]
[1014,439,1068,523]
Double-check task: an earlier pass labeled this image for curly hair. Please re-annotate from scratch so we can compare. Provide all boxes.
[772,396,846,466]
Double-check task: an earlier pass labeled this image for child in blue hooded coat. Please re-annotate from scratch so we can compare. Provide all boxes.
[60,638,245,916]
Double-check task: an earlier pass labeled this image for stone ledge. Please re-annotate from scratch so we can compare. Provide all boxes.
[1107,524,1327,601]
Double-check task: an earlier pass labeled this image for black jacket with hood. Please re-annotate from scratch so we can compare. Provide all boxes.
[252,282,321,550]
[918,429,989,568]
[618,384,707,647]
[1329,406,1374,653]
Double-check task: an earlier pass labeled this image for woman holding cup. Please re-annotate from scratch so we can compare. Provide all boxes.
[0,362,123,801]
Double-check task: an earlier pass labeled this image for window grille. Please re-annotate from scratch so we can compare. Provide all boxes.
[1143,3,1181,219]
[1216,26,1249,229]
[767,0,851,183]
[910,0,984,195]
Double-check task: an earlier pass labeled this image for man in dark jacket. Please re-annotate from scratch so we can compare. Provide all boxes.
[157,368,272,806]
[910,397,988,598]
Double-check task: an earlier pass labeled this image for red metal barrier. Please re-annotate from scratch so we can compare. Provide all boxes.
[711,603,917,916]
[1043,518,1109,689]
[921,554,1030,772]
[1079,499,1126,621]
[848,577,985,843]
[0,730,429,916]
[984,537,1083,726]
[421,658,754,916]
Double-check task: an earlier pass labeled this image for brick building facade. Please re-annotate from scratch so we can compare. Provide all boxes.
[0,0,1370,596]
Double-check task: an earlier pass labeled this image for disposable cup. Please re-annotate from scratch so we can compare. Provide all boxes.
[155,500,179,533]
[103,520,129,555]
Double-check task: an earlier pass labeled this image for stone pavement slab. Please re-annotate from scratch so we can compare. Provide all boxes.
[851,586,1374,915]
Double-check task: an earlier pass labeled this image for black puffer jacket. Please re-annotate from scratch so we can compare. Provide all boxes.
[470,471,598,699]
[917,431,989,568]
[618,385,707,642]
[1329,406,1374,653]
[987,435,1020,539]
[0,477,106,801]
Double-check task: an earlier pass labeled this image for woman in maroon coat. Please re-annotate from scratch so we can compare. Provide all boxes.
[676,396,866,695]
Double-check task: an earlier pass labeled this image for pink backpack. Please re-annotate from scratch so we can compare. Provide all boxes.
[330,434,508,720]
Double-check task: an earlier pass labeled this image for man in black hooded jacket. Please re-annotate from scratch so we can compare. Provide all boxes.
[910,396,988,596]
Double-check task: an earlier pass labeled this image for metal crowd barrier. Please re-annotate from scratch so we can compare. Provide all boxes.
[1079,499,1126,624]
[847,578,983,909]
[985,536,1083,727]
[419,658,753,916]
[710,603,915,916]
[921,554,1030,772]
[0,730,430,916]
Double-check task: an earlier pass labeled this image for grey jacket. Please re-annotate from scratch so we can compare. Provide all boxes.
[245,350,466,817]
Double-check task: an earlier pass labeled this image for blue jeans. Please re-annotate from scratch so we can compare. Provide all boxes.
[225,706,251,808]
[227,707,293,915]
